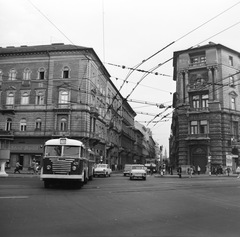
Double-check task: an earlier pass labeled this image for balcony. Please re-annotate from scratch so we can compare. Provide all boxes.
[53,104,71,112]
[52,131,70,137]
[185,133,210,141]
[0,130,14,139]
[0,105,15,114]
[188,107,209,113]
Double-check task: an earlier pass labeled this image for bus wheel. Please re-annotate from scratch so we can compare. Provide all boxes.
[44,180,50,188]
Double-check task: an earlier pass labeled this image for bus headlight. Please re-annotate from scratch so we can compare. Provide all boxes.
[47,165,51,170]
[72,166,77,171]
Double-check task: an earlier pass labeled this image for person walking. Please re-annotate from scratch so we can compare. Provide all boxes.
[188,166,193,178]
[197,166,201,175]
[177,166,182,178]
[14,161,22,174]
[236,166,240,178]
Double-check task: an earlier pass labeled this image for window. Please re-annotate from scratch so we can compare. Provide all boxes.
[6,92,15,105]
[35,118,42,130]
[190,94,208,110]
[232,121,238,138]
[199,120,208,134]
[192,95,200,109]
[23,68,31,80]
[190,121,198,134]
[90,117,96,133]
[60,117,67,131]
[9,69,17,80]
[59,90,69,104]
[190,55,206,66]
[229,56,233,66]
[0,70,2,81]
[20,119,27,131]
[231,97,236,110]
[6,118,12,131]
[190,120,208,134]
[202,94,209,108]
[21,92,29,105]
[38,68,45,80]
[62,66,70,78]
[35,91,44,105]
[229,76,234,87]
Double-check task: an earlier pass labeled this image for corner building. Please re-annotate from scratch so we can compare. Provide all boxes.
[170,42,240,173]
[0,44,136,170]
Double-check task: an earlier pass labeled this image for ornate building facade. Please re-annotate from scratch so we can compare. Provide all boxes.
[170,42,240,173]
[0,43,138,170]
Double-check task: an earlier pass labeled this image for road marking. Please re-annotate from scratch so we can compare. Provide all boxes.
[0,196,29,199]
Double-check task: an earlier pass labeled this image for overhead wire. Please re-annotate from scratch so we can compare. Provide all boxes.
[19,0,240,127]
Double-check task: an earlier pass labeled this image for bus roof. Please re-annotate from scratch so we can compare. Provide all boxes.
[45,138,84,147]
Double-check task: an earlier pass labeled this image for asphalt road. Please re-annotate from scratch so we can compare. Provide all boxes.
[0,173,240,237]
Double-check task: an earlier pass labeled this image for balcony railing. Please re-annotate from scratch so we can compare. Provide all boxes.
[186,133,210,140]
[189,62,206,68]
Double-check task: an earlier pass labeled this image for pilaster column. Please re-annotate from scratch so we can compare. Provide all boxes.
[213,66,219,101]
[184,70,189,104]
[208,67,214,101]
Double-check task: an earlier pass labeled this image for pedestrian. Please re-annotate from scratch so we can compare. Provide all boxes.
[188,166,193,178]
[14,161,22,174]
[177,166,182,178]
[236,166,240,178]
[226,167,231,177]
[197,165,201,175]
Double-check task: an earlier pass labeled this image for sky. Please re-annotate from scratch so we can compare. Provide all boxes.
[1,0,240,155]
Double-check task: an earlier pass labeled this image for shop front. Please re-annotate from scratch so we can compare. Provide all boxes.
[9,143,43,171]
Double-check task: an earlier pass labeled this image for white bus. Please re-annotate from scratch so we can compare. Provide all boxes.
[40,137,94,188]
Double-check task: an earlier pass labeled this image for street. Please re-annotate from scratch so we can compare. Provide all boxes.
[0,173,240,237]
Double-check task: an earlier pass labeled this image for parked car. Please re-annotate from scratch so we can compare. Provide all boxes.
[123,164,133,176]
[94,164,112,177]
[144,163,157,173]
[129,164,147,180]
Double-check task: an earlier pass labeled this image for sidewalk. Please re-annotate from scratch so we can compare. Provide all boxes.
[3,168,40,178]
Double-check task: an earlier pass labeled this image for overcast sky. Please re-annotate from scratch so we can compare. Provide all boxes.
[1,0,240,154]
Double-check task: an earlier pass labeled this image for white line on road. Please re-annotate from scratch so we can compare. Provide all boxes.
[0,196,29,199]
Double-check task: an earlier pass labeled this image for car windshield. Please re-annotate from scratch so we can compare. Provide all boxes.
[97,164,107,168]
[132,166,144,170]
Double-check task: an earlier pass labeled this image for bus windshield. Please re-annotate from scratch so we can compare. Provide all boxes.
[45,146,62,156]
[45,145,80,157]
[63,146,80,157]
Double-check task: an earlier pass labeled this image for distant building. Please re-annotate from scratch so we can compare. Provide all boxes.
[170,42,240,173]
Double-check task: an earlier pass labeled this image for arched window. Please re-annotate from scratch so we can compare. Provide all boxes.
[60,117,67,131]
[21,92,29,105]
[6,118,12,131]
[9,69,17,80]
[6,92,15,105]
[59,90,69,104]
[35,91,45,105]
[23,68,31,80]
[62,66,70,78]
[20,118,27,131]
[35,118,42,130]
[38,68,45,80]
